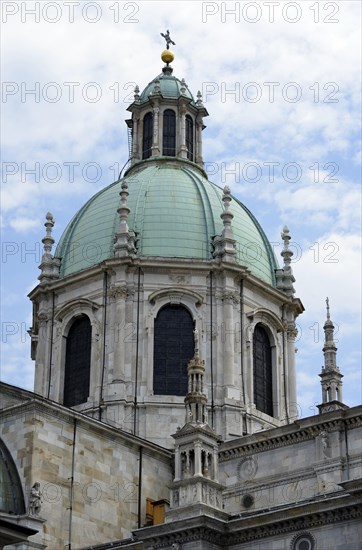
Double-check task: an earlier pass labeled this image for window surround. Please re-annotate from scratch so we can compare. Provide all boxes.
[246,309,282,419]
[53,299,100,405]
[146,289,203,396]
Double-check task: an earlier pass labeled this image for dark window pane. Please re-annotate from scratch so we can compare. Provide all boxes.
[186,115,194,161]
[163,109,176,156]
[142,112,153,159]
[64,316,91,407]
[153,305,194,395]
[253,325,273,416]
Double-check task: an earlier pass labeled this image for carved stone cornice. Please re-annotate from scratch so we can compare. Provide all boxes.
[226,502,362,545]
[219,410,362,462]
[131,497,362,547]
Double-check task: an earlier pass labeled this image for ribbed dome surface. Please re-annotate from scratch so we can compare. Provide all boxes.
[56,159,278,284]
[140,73,194,103]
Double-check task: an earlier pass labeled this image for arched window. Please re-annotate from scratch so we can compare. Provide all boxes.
[64,315,91,407]
[253,324,273,416]
[153,305,194,395]
[185,114,194,161]
[0,439,25,514]
[163,109,176,156]
[142,112,153,159]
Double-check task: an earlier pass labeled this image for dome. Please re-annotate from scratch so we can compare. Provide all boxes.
[139,73,194,103]
[55,158,278,285]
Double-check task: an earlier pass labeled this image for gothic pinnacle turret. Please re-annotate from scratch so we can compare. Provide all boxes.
[184,329,208,425]
[168,330,225,520]
[318,298,348,414]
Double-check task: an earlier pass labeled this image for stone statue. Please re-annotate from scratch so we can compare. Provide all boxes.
[320,430,330,458]
[160,29,175,49]
[29,482,42,515]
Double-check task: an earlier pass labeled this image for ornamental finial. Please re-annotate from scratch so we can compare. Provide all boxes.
[38,212,59,282]
[326,297,330,321]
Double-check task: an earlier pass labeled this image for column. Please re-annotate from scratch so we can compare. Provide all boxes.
[179,105,187,158]
[151,105,160,156]
[194,442,202,476]
[195,115,203,164]
[113,288,127,382]
[132,117,139,159]
[287,322,298,420]
[223,294,235,387]
[174,445,181,480]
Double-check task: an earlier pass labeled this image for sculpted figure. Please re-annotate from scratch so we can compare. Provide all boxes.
[29,482,42,515]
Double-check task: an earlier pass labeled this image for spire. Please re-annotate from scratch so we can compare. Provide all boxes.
[317,299,348,413]
[38,212,59,283]
[326,296,331,321]
[323,297,337,370]
[113,181,137,258]
[184,329,208,425]
[275,225,295,296]
[212,186,237,262]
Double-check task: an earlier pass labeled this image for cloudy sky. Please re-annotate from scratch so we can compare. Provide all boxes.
[1,0,361,416]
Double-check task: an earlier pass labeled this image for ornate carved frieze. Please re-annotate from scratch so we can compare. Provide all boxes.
[169,273,191,285]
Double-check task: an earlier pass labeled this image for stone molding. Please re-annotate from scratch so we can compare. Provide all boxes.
[131,498,361,547]
[54,298,100,323]
[219,409,362,462]
[148,287,204,307]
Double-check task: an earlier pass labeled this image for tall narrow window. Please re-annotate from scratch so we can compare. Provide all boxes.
[185,115,194,161]
[253,324,273,416]
[142,112,153,159]
[0,439,26,514]
[163,109,176,156]
[153,305,194,395]
[64,315,91,407]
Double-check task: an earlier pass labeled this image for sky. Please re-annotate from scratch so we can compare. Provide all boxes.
[1,0,361,417]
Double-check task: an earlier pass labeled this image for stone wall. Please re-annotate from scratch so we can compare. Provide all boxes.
[0,386,172,549]
[219,406,362,516]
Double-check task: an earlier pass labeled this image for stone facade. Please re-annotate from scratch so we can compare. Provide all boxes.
[28,256,302,449]
[0,384,171,549]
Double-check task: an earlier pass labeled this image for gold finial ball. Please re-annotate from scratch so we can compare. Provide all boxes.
[161,49,175,64]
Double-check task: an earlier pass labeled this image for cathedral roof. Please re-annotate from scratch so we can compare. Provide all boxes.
[55,157,278,284]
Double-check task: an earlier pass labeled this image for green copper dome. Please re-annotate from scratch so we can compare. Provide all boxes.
[139,73,194,103]
[55,159,278,285]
